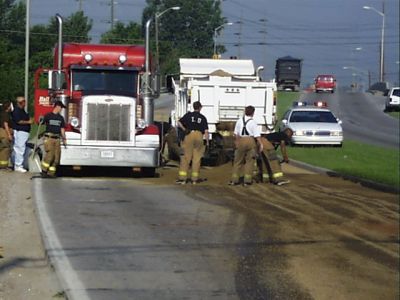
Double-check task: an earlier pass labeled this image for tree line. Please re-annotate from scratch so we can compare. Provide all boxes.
[0,0,226,112]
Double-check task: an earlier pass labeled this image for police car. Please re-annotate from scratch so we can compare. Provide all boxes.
[280,101,343,146]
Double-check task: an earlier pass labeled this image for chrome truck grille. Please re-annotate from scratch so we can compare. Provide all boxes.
[82,96,135,143]
[87,103,130,141]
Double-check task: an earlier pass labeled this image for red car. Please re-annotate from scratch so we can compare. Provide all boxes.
[315,75,336,93]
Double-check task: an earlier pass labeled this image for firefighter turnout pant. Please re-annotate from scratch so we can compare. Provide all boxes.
[41,136,61,176]
[231,137,257,184]
[178,131,205,182]
[0,128,11,169]
[260,138,285,182]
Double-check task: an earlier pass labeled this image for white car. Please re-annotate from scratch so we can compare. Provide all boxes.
[385,87,400,111]
[280,102,343,146]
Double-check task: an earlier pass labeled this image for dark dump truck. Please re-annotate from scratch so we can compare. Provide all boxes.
[275,56,302,91]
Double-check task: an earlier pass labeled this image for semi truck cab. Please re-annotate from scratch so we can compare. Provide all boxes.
[33,15,160,175]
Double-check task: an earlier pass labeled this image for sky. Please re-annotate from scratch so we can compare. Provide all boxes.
[28,0,399,88]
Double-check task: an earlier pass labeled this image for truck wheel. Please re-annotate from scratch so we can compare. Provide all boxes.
[142,167,156,178]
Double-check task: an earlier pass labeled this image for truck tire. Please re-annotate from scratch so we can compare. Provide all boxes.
[142,167,156,178]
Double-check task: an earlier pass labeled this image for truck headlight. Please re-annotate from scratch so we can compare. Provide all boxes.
[70,117,79,128]
[136,118,147,129]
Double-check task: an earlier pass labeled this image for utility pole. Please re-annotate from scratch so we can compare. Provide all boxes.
[77,0,83,11]
[110,0,115,30]
[237,13,243,58]
[259,18,267,70]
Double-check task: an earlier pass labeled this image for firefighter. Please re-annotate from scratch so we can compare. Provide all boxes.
[260,128,293,185]
[229,106,263,186]
[40,100,66,178]
[0,101,13,170]
[176,101,209,185]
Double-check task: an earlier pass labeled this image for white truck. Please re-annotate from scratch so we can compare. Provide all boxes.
[170,58,277,164]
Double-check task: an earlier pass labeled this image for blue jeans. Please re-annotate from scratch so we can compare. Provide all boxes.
[13,130,29,168]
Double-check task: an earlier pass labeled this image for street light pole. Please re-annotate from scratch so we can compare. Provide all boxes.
[155,6,180,72]
[24,0,30,112]
[350,47,362,88]
[213,22,233,57]
[363,2,385,82]
[143,7,180,123]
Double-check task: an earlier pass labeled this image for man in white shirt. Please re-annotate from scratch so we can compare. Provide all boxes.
[229,106,263,186]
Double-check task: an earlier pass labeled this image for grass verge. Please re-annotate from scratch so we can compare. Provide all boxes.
[388,111,400,119]
[277,92,399,188]
[287,142,399,187]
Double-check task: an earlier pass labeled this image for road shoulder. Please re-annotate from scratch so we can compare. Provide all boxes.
[0,170,63,299]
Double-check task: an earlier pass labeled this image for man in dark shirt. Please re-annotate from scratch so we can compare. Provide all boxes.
[40,100,66,178]
[0,101,13,169]
[11,96,33,173]
[259,128,293,185]
[176,101,209,184]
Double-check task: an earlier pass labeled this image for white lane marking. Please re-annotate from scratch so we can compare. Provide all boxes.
[33,179,91,300]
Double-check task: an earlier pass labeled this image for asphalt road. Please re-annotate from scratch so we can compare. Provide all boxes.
[32,162,399,300]
[34,177,241,300]
[30,90,399,300]
[300,91,399,149]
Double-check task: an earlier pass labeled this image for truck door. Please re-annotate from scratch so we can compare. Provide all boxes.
[34,69,53,122]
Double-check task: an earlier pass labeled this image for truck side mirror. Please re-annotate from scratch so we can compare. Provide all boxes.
[282,119,288,125]
[48,70,66,90]
[166,75,175,94]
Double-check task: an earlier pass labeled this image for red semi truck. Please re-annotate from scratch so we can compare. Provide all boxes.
[33,15,159,175]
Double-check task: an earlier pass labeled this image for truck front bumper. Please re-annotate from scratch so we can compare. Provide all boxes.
[60,145,159,167]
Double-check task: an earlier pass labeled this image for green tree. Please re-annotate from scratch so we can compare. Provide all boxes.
[142,0,226,75]
[0,3,92,112]
[30,11,93,71]
[0,0,26,103]
[100,21,143,44]
[46,11,92,44]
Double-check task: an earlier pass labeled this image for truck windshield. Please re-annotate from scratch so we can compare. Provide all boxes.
[317,76,334,82]
[72,69,137,96]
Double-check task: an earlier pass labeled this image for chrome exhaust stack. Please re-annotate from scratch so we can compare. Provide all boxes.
[55,14,63,71]
[143,18,154,125]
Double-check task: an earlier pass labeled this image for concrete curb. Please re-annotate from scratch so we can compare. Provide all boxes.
[289,159,399,195]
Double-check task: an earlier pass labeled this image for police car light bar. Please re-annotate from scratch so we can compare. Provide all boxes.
[314,101,328,107]
[293,101,307,107]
